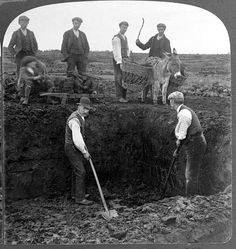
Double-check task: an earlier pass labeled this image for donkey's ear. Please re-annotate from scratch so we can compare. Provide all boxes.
[173,48,178,55]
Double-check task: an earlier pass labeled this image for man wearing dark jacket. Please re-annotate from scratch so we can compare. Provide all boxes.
[61,17,90,76]
[136,23,171,58]
[8,15,38,77]
[168,91,207,197]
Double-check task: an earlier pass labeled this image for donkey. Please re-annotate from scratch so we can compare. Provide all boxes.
[141,48,183,104]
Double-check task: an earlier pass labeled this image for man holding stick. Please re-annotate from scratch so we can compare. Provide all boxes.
[136,23,171,58]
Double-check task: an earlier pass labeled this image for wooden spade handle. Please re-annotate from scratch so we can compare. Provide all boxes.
[89,158,109,213]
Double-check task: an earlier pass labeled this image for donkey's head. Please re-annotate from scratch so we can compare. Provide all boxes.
[163,48,182,78]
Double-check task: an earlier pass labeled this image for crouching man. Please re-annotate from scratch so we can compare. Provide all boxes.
[17,56,54,105]
[168,91,207,197]
[64,97,93,205]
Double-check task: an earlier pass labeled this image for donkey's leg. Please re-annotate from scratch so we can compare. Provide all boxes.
[141,80,150,102]
[150,84,153,101]
[162,80,169,105]
[152,80,160,104]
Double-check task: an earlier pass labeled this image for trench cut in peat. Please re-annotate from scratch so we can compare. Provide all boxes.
[4,98,231,202]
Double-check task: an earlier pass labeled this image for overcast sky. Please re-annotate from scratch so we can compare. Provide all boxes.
[2,0,230,54]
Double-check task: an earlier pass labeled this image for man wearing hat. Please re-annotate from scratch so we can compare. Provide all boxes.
[17,56,54,105]
[61,17,90,76]
[8,15,38,77]
[64,97,93,205]
[112,21,130,103]
[136,23,171,58]
[168,91,207,197]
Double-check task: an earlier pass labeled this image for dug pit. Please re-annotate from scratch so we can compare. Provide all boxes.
[4,96,231,203]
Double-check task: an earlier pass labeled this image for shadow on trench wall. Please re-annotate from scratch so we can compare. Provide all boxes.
[4,102,231,200]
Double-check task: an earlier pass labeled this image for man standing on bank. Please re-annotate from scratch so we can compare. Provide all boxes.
[8,15,38,77]
[61,17,90,76]
[112,21,130,103]
[136,23,171,58]
[168,91,207,197]
[64,97,93,205]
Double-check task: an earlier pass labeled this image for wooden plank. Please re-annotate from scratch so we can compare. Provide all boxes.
[40,92,104,105]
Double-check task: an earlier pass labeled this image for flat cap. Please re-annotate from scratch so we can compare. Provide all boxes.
[72,17,83,23]
[77,97,92,109]
[18,15,30,22]
[157,23,166,29]
[168,91,184,100]
[119,21,129,27]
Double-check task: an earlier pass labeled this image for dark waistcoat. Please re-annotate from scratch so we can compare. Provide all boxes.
[20,31,32,52]
[70,33,85,54]
[65,111,85,144]
[180,105,203,140]
[113,33,129,58]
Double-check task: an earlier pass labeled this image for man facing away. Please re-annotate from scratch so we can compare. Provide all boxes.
[136,23,171,58]
[61,17,90,76]
[112,21,130,103]
[168,91,207,197]
[8,15,38,77]
[64,97,93,205]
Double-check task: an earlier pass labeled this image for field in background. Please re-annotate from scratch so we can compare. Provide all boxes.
[2,48,231,95]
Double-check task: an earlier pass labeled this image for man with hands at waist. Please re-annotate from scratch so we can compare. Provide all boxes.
[168,91,207,197]
[112,21,130,103]
[64,97,93,205]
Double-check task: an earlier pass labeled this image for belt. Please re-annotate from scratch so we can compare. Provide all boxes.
[183,132,204,145]
[190,131,203,137]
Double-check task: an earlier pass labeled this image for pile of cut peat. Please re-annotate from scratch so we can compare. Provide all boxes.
[5,185,231,244]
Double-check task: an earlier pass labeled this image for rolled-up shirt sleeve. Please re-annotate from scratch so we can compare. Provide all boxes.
[112,37,122,64]
[175,109,192,140]
[68,118,87,154]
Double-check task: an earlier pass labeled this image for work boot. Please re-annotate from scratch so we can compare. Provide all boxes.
[71,193,90,200]
[118,97,128,103]
[75,198,93,205]
[22,85,31,105]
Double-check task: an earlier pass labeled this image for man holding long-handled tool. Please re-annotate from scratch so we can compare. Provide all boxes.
[64,97,93,205]
[64,97,118,218]
[166,91,207,197]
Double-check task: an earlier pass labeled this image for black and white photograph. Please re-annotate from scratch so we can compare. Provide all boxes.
[0,0,234,246]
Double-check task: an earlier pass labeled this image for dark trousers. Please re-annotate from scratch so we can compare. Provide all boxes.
[112,58,127,99]
[67,54,87,75]
[64,143,86,201]
[15,51,35,76]
[183,133,207,197]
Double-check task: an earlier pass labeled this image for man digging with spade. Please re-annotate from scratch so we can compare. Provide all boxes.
[168,91,207,197]
[64,97,93,205]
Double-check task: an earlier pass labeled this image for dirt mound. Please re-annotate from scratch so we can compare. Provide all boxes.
[5,185,231,244]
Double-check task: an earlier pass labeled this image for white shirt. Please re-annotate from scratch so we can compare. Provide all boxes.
[73,29,79,38]
[175,104,192,140]
[20,29,27,36]
[112,33,130,64]
[157,34,163,40]
[68,116,87,154]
